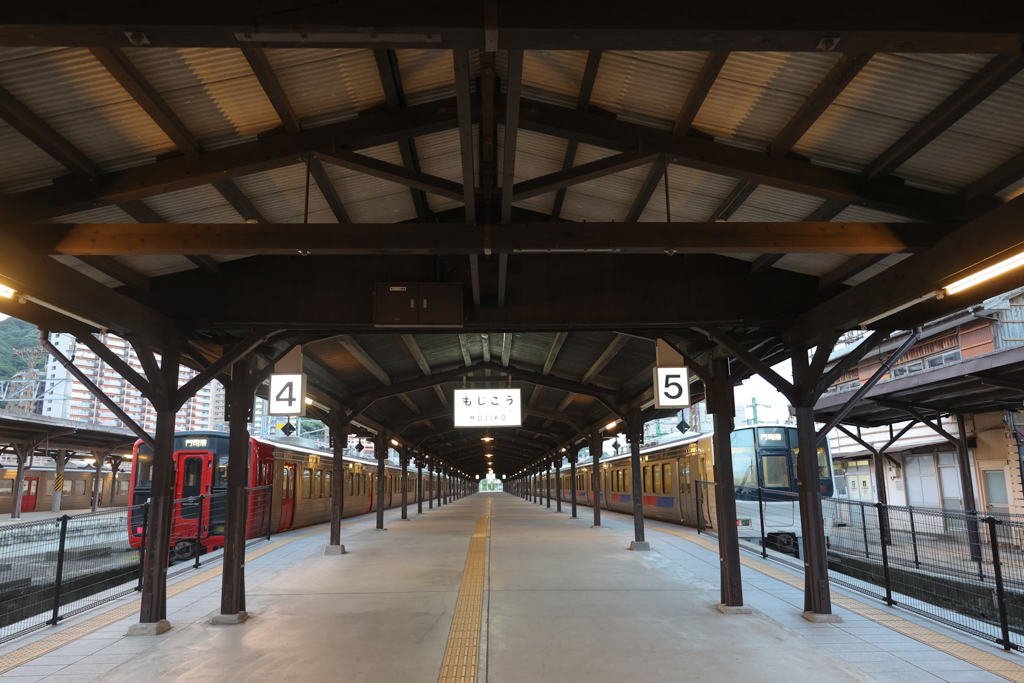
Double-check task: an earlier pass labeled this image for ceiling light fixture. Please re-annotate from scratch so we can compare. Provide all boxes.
[944,251,1024,295]
[605,421,618,431]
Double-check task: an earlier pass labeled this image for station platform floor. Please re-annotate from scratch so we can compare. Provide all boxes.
[1,508,98,524]
[2,492,1024,683]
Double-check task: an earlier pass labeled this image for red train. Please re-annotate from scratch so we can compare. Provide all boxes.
[128,431,438,560]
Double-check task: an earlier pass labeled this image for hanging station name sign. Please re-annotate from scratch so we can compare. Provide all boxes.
[453,389,522,427]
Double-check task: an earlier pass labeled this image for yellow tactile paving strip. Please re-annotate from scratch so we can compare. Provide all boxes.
[654,525,1024,683]
[0,513,388,675]
[438,517,489,683]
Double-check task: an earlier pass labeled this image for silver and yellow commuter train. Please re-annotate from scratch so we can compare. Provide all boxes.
[550,424,835,549]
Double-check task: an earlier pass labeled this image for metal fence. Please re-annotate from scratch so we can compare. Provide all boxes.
[697,481,1024,652]
[0,485,273,645]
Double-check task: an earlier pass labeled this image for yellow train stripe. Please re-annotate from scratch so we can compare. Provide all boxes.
[438,517,489,683]
[651,523,1024,683]
[0,511,395,675]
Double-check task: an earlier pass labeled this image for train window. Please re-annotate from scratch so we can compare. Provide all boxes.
[731,430,756,488]
[74,480,86,496]
[653,465,662,494]
[0,480,11,496]
[302,469,313,499]
[683,464,691,494]
[346,473,353,496]
[325,471,332,497]
[119,480,130,494]
[762,455,790,488]
[63,479,72,494]
[314,470,323,497]
[662,464,672,494]
[135,445,154,488]
[643,466,651,493]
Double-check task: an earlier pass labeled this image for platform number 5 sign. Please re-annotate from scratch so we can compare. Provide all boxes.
[653,366,690,409]
[269,373,307,416]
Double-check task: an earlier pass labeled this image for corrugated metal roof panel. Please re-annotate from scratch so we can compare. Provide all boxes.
[124,48,280,150]
[844,253,912,287]
[729,185,824,221]
[50,255,119,288]
[113,255,201,278]
[265,48,385,128]
[774,253,852,278]
[144,185,244,223]
[232,164,335,224]
[0,122,66,194]
[50,205,134,223]
[794,54,979,174]
[559,144,649,222]
[416,127,476,215]
[0,47,175,173]
[509,129,568,216]
[590,51,706,131]
[521,50,588,108]
[0,47,65,64]
[833,205,914,223]
[322,142,417,222]
[638,165,737,222]
[395,49,479,106]
[694,52,840,150]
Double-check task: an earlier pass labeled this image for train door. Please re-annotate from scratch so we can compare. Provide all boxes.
[21,477,38,513]
[279,463,297,531]
[175,452,213,540]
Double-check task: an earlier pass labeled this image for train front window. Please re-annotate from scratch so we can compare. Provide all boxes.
[787,428,834,495]
[135,446,154,489]
[761,455,790,488]
[730,429,756,488]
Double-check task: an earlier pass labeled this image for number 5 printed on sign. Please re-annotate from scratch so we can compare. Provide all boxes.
[653,367,690,409]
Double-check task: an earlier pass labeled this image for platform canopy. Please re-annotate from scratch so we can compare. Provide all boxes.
[1,2,1024,473]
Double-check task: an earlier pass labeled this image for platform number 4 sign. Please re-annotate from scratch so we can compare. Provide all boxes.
[269,373,307,416]
[653,367,690,409]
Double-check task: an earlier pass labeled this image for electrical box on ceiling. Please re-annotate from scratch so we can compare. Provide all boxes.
[373,283,463,328]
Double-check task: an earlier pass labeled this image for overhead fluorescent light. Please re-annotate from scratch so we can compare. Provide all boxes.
[944,251,1024,295]
[20,294,108,332]
[0,284,14,299]
[605,421,618,431]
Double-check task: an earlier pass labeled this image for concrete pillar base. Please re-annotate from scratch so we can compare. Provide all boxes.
[210,611,248,625]
[802,611,843,623]
[717,604,752,615]
[324,544,346,555]
[126,620,171,636]
[629,541,651,551]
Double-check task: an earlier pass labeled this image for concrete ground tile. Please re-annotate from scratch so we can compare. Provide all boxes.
[854,659,930,673]
[0,677,46,683]
[819,643,884,653]
[866,671,944,683]
[0,666,66,677]
[915,660,998,673]
[934,673,1012,683]
[835,651,905,663]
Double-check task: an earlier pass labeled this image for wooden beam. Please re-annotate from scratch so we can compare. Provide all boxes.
[785,192,1024,346]
[399,333,432,376]
[866,55,1024,181]
[0,83,99,179]
[315,149,463,201]
[551,50,602,220]
[307,157,350,223]
[581,334,628,385]
[185,255,221,276]
[75,256,149,293]
[771,53,873,158]
[338,334,391,385]
[373,48,428,220]
[709,180,758,221]
[458,334,473,366]
[750,253,784,275]
[818,254,886,290]
[453,50,476,224]
[89,47,201,156]
[213,179,267,224]
[0,98,459,223]
[24,221,953,256]
[804,200,848,222]
[512,149,661,202]
[501,333,512,367]
[500,50,524,224]
[543,332,568,375]
[241,46,301,135]
[519,98,976,222]
[625,51,729,222]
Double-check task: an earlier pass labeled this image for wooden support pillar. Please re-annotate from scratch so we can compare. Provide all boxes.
[429,466,434,509]
[546,463,551,508]
[627,408,647,547]
[219,358,252,620]
[401,449,409,520]
[375,432,386,530]
[417,460,424,514]
[329,416,349,549]
[570,446,579,518]
[108,457,123,507]
[10,443,31,519]
[437,466,443,507]
[589,431,602,527]
[52,449,67,513]
[955,413,984,563]
[139,408,176,627]
[791,350,832,617]
[710,355,744,608]
[555,458,562,512]
[90,451,106,512]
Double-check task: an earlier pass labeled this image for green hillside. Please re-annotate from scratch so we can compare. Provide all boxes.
[0,317,45,381]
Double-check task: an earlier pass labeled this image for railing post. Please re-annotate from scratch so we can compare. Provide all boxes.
[908,505,920,568]
[696,482,702,534]
[138,503,149,591]
[194,494,205,570]
[860,502,870,559]
[49,514,69,625]
[757,487,768,558]
[875,503,894,606]
[986,516,1013,651]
